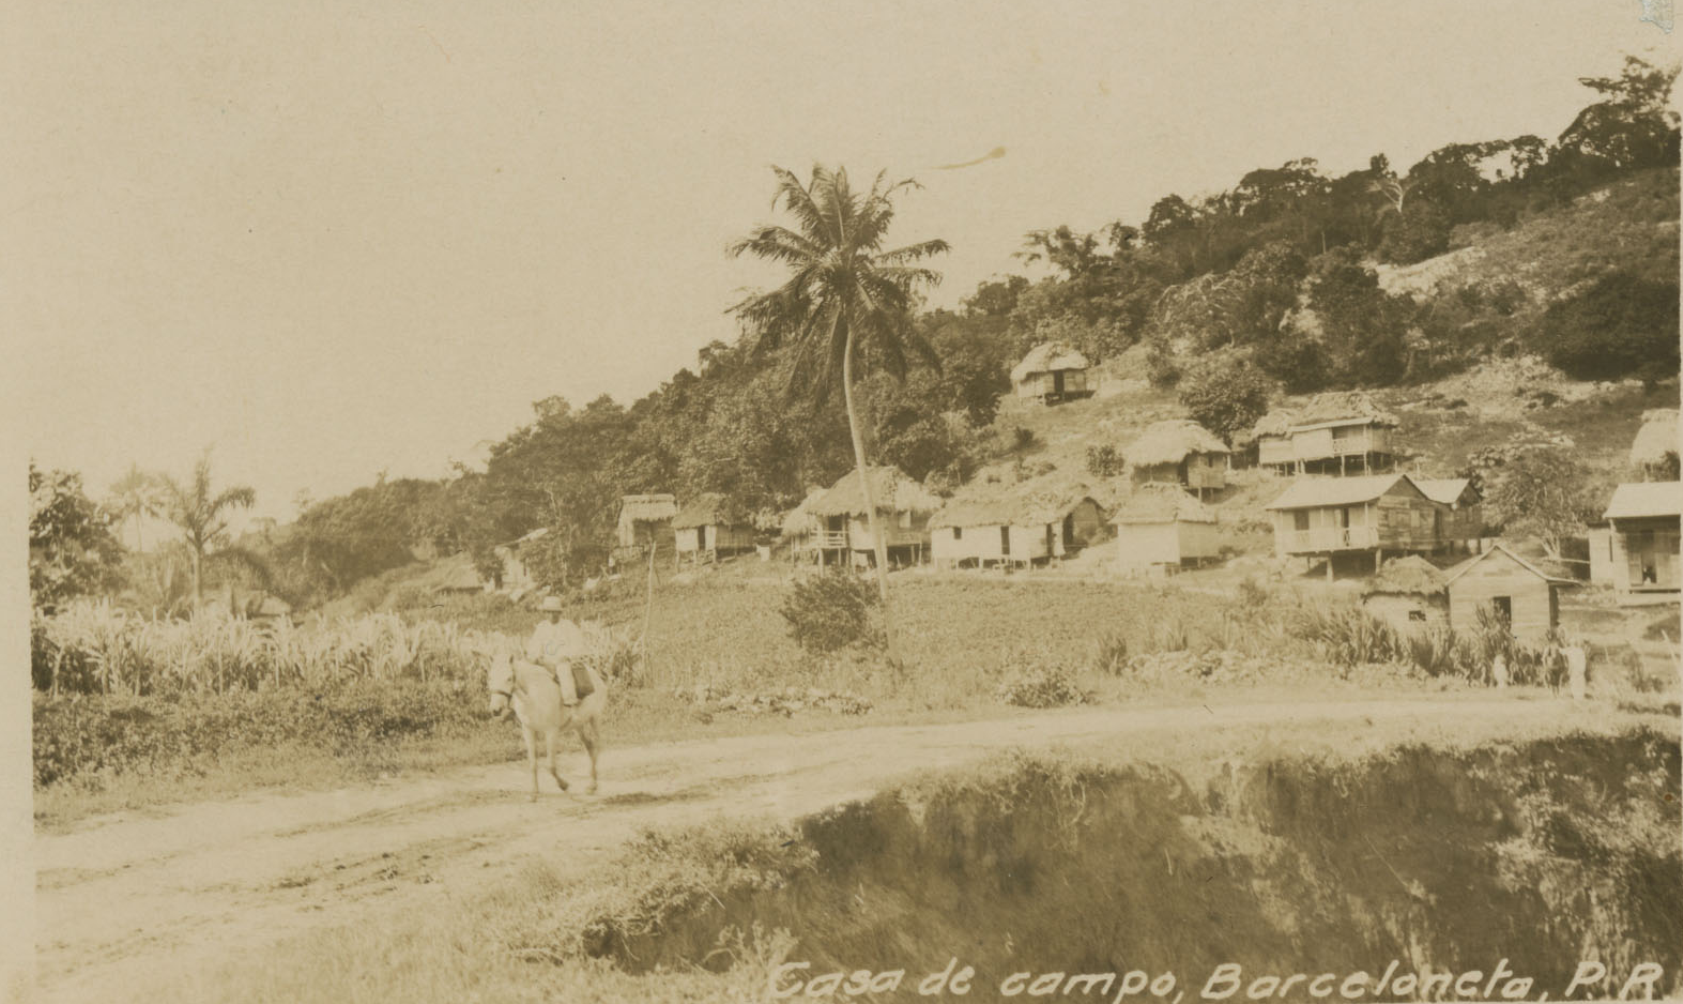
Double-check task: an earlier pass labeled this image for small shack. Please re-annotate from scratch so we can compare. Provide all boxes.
[1264,473,1440,578]
[494,527,548,593]
[1601,481,1681,600]
[614,494,677,554]
[1361,555,1449,633]
[1126,420,1230,497]
[1010,342,1093,405]
[1444,544,1572,643]
[1629,409,1680,481]
[1112,485,1218,574]
[1414,477,1483,554]
[434,557,487,596]
[671,493,757,564]
[930,475,1105,570]
[807,466,942,567]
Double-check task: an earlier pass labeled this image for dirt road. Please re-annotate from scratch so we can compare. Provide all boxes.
[32,696,1630,1003]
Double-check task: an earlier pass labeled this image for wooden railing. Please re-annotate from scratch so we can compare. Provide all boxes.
[1287,526,1379,552]
[816,530,849,549]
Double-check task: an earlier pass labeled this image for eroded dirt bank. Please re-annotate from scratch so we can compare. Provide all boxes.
[613,728,1682,1002]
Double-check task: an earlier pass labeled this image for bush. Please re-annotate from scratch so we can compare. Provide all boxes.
[995,663,1092,708]
[778,572,880,654]
[1537,271,1680,382]
[32,681,488,788]
[1178,355,1272,445]
[1085,445,1125,478]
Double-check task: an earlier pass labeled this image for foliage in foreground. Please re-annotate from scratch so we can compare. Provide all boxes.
[32,681,492,789]
[779,571,882,655]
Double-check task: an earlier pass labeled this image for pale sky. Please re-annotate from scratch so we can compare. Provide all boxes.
[4,0,1677,521]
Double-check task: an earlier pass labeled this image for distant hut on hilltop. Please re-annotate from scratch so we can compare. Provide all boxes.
[1011,342,1093,405]
[1361,555,1449,633]
[807,466,941,568]
[671,493,756,564]
[1112,484,1218,575]
[1247,392,1400,477]
[1630,409,1680,481]
[930,473,1105,570]
[1126,420,1229,498]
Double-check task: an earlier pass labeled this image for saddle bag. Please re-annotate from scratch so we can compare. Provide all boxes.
[570,662,595,701]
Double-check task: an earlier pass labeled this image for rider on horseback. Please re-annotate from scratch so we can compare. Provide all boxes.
[525,595,594,706]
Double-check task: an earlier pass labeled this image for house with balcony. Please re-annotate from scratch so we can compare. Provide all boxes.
[1264,473,1439,578]
[1248,392,1401,477]
[1125,420,1229,499]
[1010,342,1093,405]
[805,465,942,568]
[1599,482,1681,603]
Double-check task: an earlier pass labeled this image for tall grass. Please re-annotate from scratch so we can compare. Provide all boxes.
[33,601,519,697]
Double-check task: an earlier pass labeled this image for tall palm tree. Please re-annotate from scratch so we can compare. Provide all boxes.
[728,165,948,619]
[160,450,258,613]
[108,463,166,551]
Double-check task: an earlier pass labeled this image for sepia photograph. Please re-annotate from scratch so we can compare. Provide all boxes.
[6,2,1683,1001]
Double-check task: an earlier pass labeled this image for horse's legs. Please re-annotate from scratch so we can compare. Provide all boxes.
[523,726,538,802]
[579,717,600,794]
[546,729,569,792]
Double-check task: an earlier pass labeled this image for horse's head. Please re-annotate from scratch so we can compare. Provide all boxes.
[487,651,515,719]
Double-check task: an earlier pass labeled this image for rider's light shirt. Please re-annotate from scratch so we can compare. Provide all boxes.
[525,618,586,666]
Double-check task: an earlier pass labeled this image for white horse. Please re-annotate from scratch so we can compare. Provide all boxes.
[487,652,607,801]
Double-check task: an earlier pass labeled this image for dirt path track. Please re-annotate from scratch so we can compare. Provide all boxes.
[35,697,1605,1002]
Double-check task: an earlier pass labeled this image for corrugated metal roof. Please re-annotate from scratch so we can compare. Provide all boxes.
[1604,482,1682,520]
[1444,543,1574,585]
[1263,473,1423,510]
[1414,478,1475,505]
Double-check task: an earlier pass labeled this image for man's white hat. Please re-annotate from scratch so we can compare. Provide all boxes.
[539,595,564,612]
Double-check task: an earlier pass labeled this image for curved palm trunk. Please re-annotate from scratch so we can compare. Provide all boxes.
[840,326,897,655]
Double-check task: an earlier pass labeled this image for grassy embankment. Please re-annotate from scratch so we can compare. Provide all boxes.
[35,563,1679,829]
[168,708,1682,1004]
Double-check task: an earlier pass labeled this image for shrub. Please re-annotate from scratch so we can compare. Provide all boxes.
[1090,631,1129,676]
[1237,576,1271,609]
[995,663,1092,708]
[1178,355,1272,444]
[1536,271,1680,382]
[1294,604,1405,667]
[778,571,880,655]
[1085,445,1125,478]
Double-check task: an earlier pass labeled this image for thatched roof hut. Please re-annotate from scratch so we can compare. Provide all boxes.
[931,473,1098,529]
[671,493,745,530]
[1126,420,1229,468]
[1363,555,1447,596]
[779,487,828,541]
[1243,391,1398,445]
[1630,409,1679,472]
[809,466,942,517]
[619,494,677,523]
[1110,484,1216,524]
[1010,342,1090,385]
